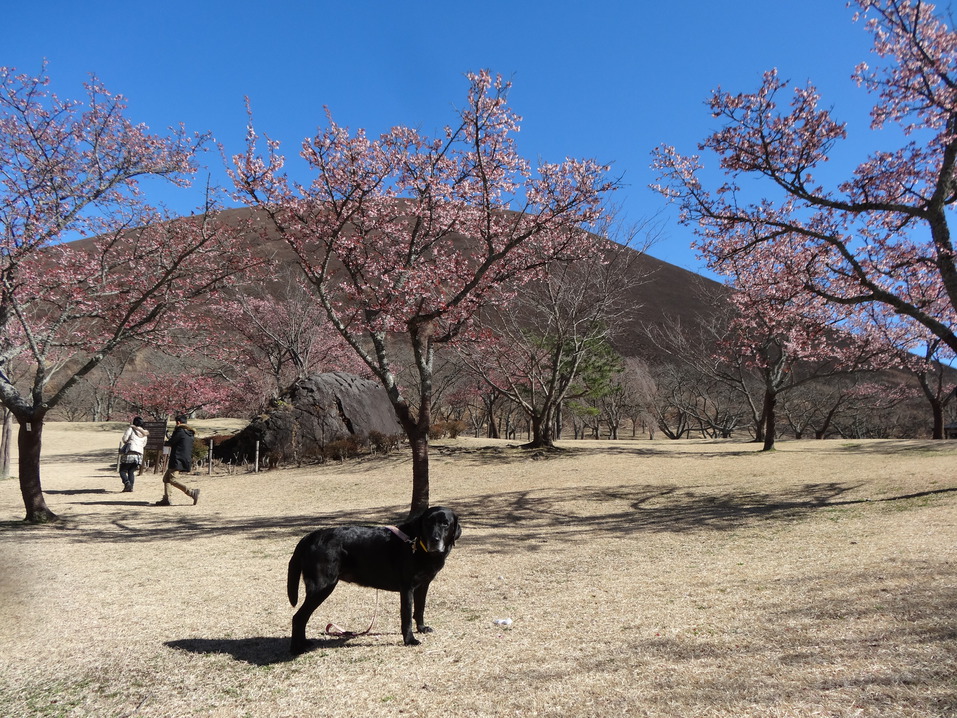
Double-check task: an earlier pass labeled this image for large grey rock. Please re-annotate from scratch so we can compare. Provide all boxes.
[217,372,403,464]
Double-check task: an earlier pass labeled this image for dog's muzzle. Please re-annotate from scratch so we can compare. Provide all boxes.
[422,536,445,553]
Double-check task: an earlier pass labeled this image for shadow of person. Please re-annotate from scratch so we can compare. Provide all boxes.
[73,500,156,507]
[44,488,110,495]
[165,635,351,665]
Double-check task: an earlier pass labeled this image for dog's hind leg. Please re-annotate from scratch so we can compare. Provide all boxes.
[290,582,337,655]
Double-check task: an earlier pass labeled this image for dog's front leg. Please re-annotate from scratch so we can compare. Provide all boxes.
[400,587,420,645]
[413,582,433,634]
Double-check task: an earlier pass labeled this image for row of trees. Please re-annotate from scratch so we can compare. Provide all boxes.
[0,67,620,521]
[5,0,957,520]
[30,267,955,448]
[436,358,938,444]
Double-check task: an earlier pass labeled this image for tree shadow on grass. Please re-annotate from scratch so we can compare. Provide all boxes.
[41,448,122,464]
[452,482,957,554]
[0,504,410,542]
[164,635,352,665]
[432,441,764,465]
[6,480,956,548]
[435,437,957,464]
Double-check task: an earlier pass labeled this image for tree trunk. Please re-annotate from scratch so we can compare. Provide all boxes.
[1,409,12,480]
[390,383,431,517]
[408,428,430,516]
[753,404,767,444]
[916,371,946,439]
[487,412,500,439]
[17,414,58,523]
[930,399,944,440]
[761,390,777,452]
[815,404,840,440]
[523,409,556,449]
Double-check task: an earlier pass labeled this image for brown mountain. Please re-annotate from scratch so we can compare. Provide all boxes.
[210,206,729,362]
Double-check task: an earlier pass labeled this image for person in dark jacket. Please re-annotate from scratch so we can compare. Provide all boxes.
[155,414,200,506]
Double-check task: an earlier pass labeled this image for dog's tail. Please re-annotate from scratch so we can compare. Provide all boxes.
[287,542,304,606]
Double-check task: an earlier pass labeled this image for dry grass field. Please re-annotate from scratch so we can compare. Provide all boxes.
[0,421,955,717]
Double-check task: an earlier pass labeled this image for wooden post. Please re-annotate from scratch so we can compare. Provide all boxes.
[208,438,213,475]
[254,440,260,473]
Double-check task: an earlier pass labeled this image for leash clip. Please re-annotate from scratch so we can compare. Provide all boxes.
[386,525,418,553]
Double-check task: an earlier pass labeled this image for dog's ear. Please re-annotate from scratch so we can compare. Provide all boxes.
[449,512,462,546]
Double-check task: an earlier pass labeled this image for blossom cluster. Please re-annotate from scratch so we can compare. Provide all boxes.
[230,70,617,405]
[651,0,957,363]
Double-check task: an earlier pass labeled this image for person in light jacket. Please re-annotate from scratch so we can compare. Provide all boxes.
[119,417,149,492]
[155,414,200,506]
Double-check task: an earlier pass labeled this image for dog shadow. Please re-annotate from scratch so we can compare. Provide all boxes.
[165,636,351,665]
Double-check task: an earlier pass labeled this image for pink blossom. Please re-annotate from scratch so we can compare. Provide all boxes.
[652,0,957,359]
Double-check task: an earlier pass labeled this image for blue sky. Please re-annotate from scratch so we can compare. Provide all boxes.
[5,0,879,276]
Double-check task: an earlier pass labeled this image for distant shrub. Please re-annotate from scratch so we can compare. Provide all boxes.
[368,431,403,455]
[322,437,362,462]
[191,440,210,464]
[430,420,466,440]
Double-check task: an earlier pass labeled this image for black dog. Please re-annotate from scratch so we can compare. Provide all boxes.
[286,506,461,653]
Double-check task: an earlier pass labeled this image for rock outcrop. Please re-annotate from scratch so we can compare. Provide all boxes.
[217,372,402,465]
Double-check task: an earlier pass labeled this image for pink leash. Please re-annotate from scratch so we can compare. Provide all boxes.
[325,590,380,637]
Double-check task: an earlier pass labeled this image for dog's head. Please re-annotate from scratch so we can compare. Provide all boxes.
[415,506,461,554]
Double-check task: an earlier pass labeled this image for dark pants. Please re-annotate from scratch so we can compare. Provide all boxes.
[120,463,138,488]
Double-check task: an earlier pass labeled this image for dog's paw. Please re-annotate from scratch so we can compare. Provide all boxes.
[404,635,421,646]
[417,625,434,634]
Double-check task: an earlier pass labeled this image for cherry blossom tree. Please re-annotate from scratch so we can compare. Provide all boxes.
[204,275,364,410]
[642,304,767,439]
[645,264,889,449]
[718,278,887,450]
[652,1,957,392]
[910,339,957,437]
[117,370,234,420]
[231,71,616,514]
[0,66,251,522]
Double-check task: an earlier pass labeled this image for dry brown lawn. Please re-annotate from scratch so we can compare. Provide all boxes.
[0,421,955,717]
